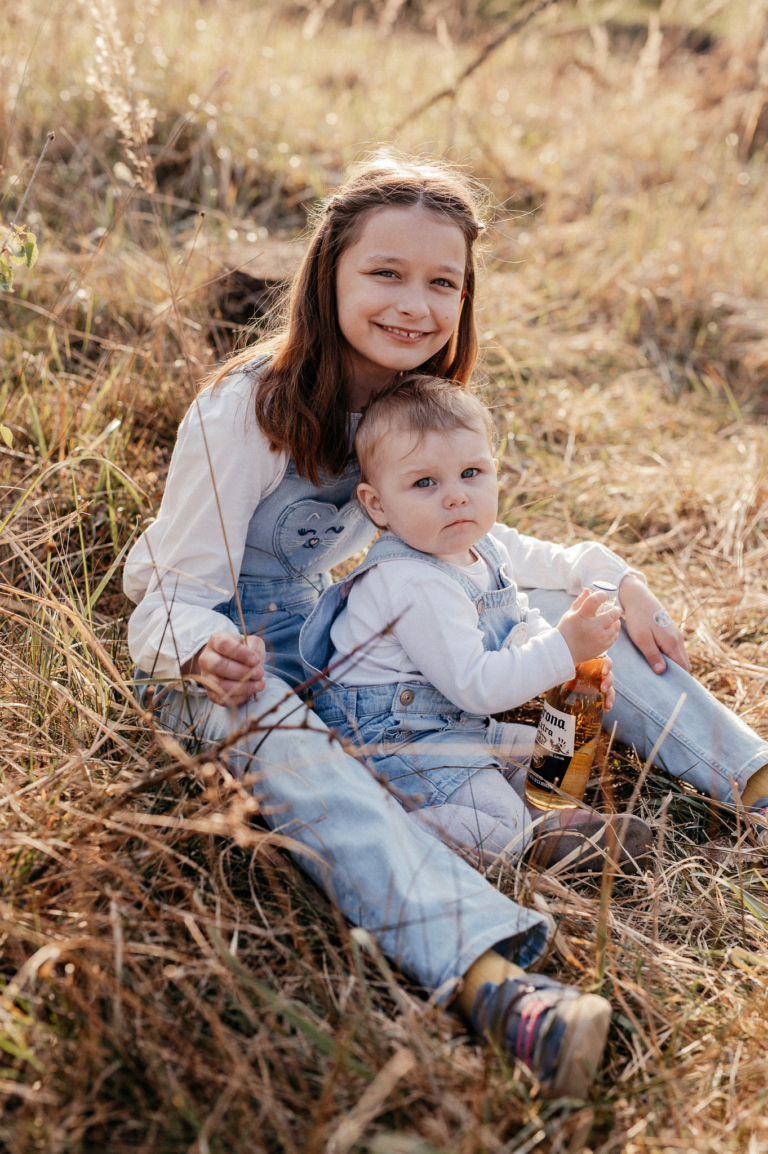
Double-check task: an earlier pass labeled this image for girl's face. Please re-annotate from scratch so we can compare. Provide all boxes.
[335,206,467,407]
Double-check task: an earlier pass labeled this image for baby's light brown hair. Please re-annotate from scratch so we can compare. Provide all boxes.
[355,375,493,483]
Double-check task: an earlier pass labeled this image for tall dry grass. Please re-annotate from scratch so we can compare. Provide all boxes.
[1,0,768,1150]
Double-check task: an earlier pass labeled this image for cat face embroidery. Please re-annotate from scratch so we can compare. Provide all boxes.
[274,499,371,575]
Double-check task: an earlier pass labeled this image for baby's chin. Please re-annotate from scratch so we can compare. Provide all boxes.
[417,526,484,558]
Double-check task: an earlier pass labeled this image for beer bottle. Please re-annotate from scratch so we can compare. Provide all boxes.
[525,581,618,812]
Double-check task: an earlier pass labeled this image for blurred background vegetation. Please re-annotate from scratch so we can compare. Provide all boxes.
[1,1,768,1150]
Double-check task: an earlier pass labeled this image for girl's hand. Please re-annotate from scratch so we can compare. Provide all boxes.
[556,588,622,666]
[184,633,267,706]
[599,655,615,711]
[618,574,690,675]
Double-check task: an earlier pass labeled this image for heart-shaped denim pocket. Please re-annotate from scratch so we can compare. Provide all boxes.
[273,498,374,576]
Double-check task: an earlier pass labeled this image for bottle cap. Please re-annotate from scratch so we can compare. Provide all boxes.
[590,580,618,597]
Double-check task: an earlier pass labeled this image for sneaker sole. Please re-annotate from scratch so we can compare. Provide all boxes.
[526,815,652,875]
[544,993,611,1099]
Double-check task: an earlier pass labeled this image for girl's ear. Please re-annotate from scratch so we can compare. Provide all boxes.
[356,481,389,528]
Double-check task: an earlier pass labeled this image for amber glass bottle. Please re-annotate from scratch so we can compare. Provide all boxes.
[525,581,618,812]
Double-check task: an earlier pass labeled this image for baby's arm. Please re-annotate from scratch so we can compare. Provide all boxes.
[556,588,621,708]
[492,524,688,676]
[378,566,574,715]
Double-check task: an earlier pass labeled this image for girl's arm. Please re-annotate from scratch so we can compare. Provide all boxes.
[490,522,639,594]
[491,525,689,674]
[125,371,287,682]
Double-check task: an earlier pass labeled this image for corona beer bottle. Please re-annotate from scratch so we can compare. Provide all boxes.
[525,581,618,812]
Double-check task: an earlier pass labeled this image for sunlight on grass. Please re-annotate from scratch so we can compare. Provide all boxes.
[0,0,767,1149]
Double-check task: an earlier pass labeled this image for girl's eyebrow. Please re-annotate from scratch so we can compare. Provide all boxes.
[363,253,464,277]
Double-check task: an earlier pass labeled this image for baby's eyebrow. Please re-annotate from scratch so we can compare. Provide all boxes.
[400,459,485,477]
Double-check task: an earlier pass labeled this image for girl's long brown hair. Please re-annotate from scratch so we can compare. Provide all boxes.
[209,153,486,484]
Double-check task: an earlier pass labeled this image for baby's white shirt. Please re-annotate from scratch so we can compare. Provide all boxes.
[328,536,578,716]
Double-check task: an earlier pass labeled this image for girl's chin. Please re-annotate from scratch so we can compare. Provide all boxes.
[373,338,442,367]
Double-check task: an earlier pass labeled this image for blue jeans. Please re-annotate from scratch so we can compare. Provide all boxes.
[312,681,535,809]
[525,589,768,803]
[144,673,550,996]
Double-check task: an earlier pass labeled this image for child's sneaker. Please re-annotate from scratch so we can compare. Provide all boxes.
[526,809,652,874]
[471,973,611,1098]
[747,798,768,846]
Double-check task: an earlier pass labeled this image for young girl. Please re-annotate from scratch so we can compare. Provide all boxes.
[124,153,768,1098]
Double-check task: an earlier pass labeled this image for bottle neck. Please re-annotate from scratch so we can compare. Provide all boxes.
[572,656,605,690]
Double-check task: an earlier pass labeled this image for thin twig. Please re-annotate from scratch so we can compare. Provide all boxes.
[1,132,55,254]
[395,0,564,131]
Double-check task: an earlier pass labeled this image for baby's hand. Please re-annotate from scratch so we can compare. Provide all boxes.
[556,588,622,667]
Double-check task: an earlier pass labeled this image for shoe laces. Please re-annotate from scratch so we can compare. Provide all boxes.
[471,974,576,1080]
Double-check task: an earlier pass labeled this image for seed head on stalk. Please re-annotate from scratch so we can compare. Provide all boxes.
[87,0,157,193]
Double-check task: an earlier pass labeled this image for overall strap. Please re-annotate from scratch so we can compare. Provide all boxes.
[469,533,509,584]
[338,531,496,601]
[300,531,507,679]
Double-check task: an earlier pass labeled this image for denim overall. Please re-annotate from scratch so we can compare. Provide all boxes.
[210,373,376,689]
[301,531,534,808]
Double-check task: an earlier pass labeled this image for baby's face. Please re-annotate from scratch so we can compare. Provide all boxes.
[358,423,499,564]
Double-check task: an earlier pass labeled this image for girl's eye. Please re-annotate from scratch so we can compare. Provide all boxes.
[414,477,434,489]
[433,278,458,289]
[372,269,397,279]
[461,468,480,479]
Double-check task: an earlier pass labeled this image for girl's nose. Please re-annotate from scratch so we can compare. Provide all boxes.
[395,281,430,318]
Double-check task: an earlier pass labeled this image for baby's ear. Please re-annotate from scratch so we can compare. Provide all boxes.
[356,482,388,528]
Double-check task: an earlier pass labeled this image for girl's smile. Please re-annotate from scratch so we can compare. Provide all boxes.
[335,205,467,409]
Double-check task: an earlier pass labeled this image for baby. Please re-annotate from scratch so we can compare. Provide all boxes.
[300,376,651,869]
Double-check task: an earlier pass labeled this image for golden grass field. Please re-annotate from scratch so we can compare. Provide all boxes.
[1,0,768,1150]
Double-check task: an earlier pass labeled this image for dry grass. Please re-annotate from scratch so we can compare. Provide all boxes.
[1,0,768,1150]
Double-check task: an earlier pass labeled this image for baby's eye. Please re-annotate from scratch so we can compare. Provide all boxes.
[461,467,480,479]
[414,477,434,489]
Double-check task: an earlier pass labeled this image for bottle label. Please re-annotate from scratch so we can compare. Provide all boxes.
[535,703,576,757]
[528,703,576,793]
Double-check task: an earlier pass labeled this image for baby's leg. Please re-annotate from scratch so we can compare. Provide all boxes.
[409,767,532,863]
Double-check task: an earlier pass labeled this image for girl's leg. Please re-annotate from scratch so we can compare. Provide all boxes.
[149,674,550,995]
[524,589,768,804]
[150,675,613,1096]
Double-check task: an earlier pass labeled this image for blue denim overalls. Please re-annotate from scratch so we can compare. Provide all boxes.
[300,530,534,808]
[210,367,376,689]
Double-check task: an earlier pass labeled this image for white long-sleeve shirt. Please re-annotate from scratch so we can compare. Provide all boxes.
[124,370,290,678]
[124,369,638,683]
[327,533,630,715]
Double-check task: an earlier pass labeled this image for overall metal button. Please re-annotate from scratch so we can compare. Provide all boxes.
[476,600,485,613]
[399,689,415,706]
